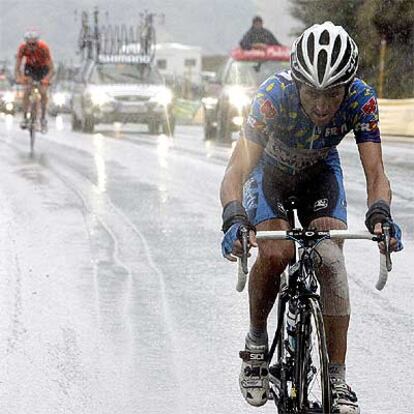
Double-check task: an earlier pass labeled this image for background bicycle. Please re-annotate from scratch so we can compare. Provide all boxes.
[17,79,43,155]
[139,10,164,61]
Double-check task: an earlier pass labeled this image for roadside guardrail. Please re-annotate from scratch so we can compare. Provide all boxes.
[378,98,414,137]
[185,98,414,138]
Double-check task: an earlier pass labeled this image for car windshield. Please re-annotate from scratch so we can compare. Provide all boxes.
[224,60,290,87]
[89,63,163,85]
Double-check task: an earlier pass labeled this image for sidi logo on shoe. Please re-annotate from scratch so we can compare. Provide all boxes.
[249,353,265,360]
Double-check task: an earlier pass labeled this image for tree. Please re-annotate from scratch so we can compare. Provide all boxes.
[289,0,414,98]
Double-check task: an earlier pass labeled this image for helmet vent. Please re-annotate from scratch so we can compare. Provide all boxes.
[320,30,330,45]
[307,33,315,62]
[297,38,306,67]
[318,50,328,84]
[331,36,342,65]
[337,38,352,73]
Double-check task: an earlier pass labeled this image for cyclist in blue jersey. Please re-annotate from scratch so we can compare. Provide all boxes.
[220,22,403,413]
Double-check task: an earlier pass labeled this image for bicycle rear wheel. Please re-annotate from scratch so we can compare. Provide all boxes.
[296,297,331,413]
[29,108,36,155]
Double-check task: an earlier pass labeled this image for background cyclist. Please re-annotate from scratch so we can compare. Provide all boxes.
[221,21,403,413]
[14,30,54,133]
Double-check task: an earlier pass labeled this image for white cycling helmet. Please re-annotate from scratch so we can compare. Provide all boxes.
[24,30,40,42]
[291,21,358,89]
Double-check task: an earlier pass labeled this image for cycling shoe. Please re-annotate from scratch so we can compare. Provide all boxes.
[239,337,269,407]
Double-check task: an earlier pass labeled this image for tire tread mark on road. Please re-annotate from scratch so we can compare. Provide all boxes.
[0,135,184,412]
[105,130,231,165]
[41,149,185,413]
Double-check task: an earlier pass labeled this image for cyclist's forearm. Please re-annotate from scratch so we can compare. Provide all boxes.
[46,65,55,81]
[220,137,263,206]
[220,170,244,207]
[358,142,392,207]
[366,172,392,207]
[14,60,22,79]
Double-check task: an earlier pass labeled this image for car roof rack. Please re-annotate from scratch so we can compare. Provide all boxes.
[77,7,158,65]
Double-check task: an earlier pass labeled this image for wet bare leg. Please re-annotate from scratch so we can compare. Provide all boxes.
[249,219,294,335]
[309,217,348,364]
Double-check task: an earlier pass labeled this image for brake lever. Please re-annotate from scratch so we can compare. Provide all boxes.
[236,226,250,293]
[240,226,249,275]
[382,222,393,272]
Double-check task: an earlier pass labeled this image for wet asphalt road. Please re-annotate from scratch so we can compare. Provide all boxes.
[0,115,412,414]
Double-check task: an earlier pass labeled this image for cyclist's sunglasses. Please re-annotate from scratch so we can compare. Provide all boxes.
[27,41,38,47]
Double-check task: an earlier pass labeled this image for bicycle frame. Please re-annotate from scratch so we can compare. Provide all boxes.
[139,11,157,59]
[268,230,332,411]
[236,213,392,412]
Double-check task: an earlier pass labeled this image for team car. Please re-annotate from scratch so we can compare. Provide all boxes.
[0,75,16,115]
[49,64,80,116]
[202,45,290,142]
[71,56,175,135]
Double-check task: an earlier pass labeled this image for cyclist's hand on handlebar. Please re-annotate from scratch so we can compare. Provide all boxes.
[374,221,403,254]
[221,223,257,262]
[221,200,256,261]
[366,201,403,253]
[233,228,258,259]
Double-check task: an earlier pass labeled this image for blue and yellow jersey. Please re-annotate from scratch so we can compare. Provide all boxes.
[244,70,380,175]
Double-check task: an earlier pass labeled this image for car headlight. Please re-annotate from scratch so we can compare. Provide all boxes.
[152,89,173,106]
[3,91,15,103]
[201,97,218,108]
[89,90,111,106]
[52,92,67,106]
[227,86,251,112]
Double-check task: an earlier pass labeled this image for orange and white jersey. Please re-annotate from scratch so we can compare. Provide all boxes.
[17,40,52,67]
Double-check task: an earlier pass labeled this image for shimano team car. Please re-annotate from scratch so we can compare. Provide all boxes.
[71,56,175,135]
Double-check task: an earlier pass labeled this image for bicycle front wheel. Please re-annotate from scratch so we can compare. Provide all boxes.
[296,297,331,413]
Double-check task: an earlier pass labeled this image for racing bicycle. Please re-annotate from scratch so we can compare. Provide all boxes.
[25,80,43,155]
[139,10,163,61]
[237,198,392,413]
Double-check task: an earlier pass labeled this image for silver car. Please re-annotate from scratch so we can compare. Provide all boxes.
[71,60,175,135]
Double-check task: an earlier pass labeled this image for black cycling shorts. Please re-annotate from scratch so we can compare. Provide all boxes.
[24,65,49,82]
[243,160,347,228]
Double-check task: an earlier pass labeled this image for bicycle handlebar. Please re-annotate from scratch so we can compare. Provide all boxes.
[237,228,392,292]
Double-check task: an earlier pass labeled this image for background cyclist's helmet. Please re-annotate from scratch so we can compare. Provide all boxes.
[24,30,40,42]
[291,21,358,89]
